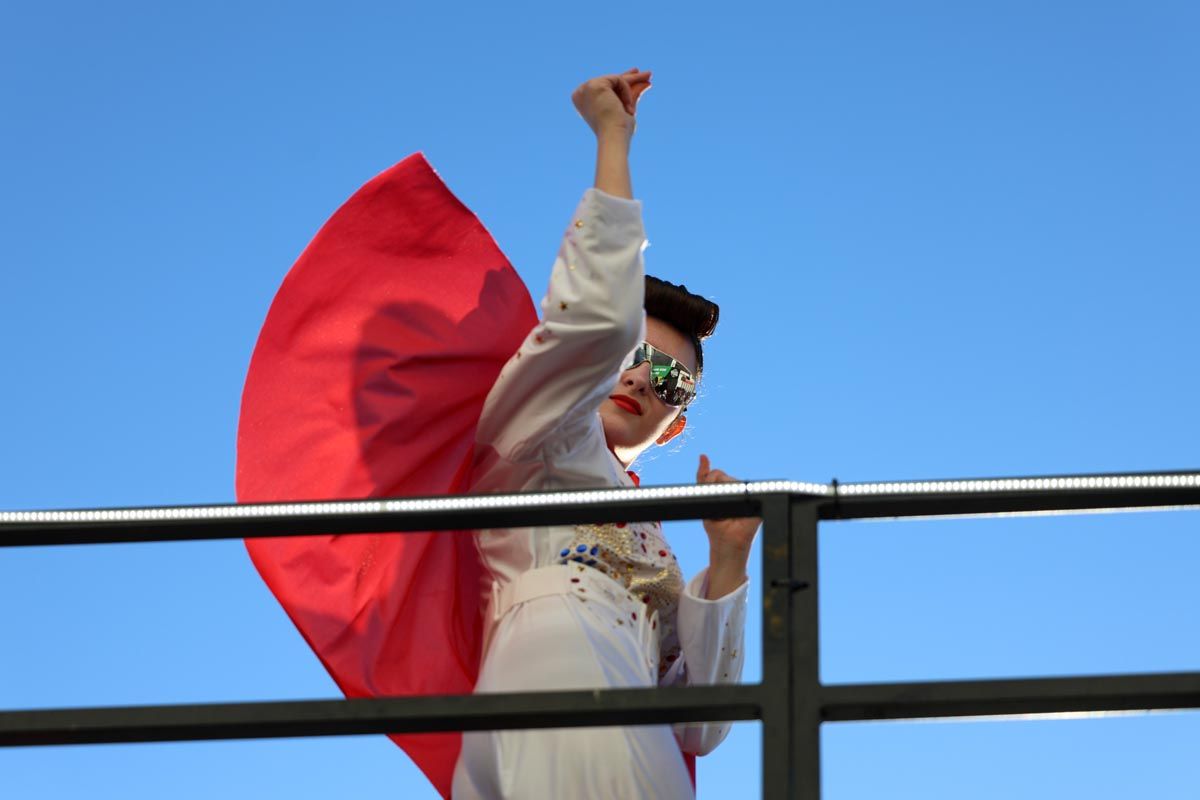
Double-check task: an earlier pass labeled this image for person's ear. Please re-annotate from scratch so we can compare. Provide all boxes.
[656,414,687,445]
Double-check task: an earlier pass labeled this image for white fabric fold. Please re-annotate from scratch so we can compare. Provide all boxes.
[453,187,748,799]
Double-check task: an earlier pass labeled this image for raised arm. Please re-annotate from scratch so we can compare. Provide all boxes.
[474,69,653,463]
[573,67,651,199]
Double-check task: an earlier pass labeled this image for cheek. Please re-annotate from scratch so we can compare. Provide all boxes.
[645,407,677,436]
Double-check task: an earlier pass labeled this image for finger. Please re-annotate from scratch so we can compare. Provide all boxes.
[613,76,635,115]
[704,469,735,484]
[697,453,710,480]
[624,70,652,98]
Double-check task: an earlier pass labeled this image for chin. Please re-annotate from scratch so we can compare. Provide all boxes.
[599,409,644,453]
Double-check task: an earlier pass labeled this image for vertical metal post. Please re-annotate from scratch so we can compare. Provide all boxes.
[760,494,794,798]
[760,495,822,799]
[792,498,821,799]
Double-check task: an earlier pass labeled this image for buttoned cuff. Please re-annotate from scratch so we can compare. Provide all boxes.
[681,566,749,606]
[677,567,749,686]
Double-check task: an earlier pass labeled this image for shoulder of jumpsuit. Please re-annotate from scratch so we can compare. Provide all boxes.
[537,420,637,491]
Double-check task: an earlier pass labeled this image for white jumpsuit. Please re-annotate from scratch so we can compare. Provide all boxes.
[450,187,748,799]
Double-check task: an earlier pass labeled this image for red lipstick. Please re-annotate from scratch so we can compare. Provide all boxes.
[609,395,643,416]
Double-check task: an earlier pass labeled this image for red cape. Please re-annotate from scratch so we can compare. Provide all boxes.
[236,153,696,797]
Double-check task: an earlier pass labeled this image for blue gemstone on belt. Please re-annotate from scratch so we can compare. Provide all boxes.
[590,545,599,556]
[586,559,596,566]
[576,544,587,553]
[560,548,570,557]
[573,556,584,562]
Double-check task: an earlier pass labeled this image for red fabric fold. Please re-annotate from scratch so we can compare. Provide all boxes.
[237,153,536,795]
[236,153,696,797]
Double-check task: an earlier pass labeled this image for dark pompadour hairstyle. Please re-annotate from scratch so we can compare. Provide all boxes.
[644,275,719,379]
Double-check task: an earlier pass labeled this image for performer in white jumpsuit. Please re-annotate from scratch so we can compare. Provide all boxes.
[452,68,758,799]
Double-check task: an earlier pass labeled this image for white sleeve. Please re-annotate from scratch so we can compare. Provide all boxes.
[474,187,647,462]
[661,567,750,756]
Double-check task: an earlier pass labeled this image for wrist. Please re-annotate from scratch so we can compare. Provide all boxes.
[704,559,749,600]
[595,121,633,145]
[709,544,751,570]
[593,127,633,199]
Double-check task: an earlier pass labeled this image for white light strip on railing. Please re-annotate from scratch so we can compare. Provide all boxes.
[0,481,830,526]
[837,473,1200,496]
[882,707,1188,726]
[1,474,1196,526]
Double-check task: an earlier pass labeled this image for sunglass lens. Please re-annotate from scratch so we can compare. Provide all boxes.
[626,344,649,371]
[657,366,695,407]
[624,343,697,407]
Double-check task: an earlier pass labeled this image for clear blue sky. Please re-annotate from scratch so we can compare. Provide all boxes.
[2,2,1198,797]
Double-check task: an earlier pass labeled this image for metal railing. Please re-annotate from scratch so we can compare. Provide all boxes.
[2,470,1199,798]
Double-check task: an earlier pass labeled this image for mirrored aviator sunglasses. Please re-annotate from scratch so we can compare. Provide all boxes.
[625,342,697,408]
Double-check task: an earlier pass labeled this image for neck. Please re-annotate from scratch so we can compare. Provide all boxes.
[608,444,637,470]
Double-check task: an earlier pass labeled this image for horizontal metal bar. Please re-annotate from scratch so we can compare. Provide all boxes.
[823,470,1200,521]
[0,685,765,747]
[0,486,782,548]
[824,490,1200,521]
[3,470,1199,547]
[821,671,1200,722]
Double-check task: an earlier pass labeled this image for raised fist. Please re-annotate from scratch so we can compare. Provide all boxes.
[571,68,652,138]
